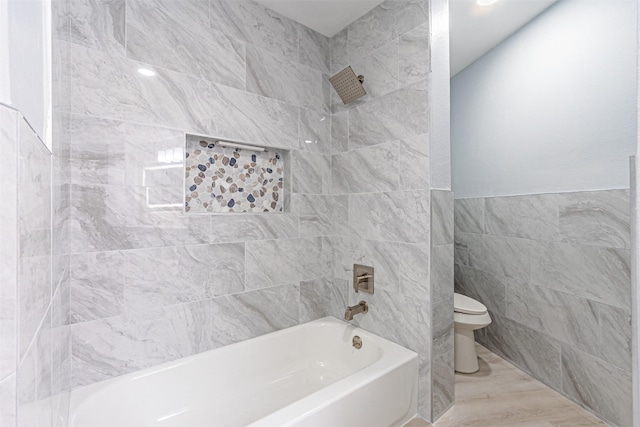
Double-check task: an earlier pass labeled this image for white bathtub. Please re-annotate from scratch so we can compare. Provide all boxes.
[69,317,418,427]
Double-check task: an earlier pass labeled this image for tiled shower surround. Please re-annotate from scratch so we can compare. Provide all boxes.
[44,0,450,424]
[184,135,286,213]
[454,190,632,427]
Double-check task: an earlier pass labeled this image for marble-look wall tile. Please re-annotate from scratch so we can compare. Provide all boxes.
[70,252,125,323]
[454,264,507,315]
[245,238,325,289]
[68,0,125,54]
[478,313,562,390]
[330,29,348,74]
[330,111,349,154]
[506,283,599,355]
[390,0,429,35]
[558,189,630,249]
[396,243,431,301]
[399,23,430,86]
[292,151,330,195]
[0,374,17,427]
[349,40,399,104]
[70,44,211,134]
[331,142,398,194]
[349,190,430,243]
[70,184,209,252]
[349,81,429,149]
[68,115,184,187]
[52,183,70,258]
[208,284,300,348]
[298,108,331,153]
[561,345,632,427]
[298,27,330,74]
[127,0,245,89]
[208,214,299,243]
[454,198,484,234]
[294,195,348,237]
[299,277,347,322]
[431,244,453,304]
[18,120,52,258]
[210,83,298,149]
[431,190,454,246]
[530,241,630,309]
[18,256,51,358]
[431,348,454,420]
[124,243,245,312]
[485,194,559,241]
[348,289,430,356]
[598,303,631,372]
[347,2,397,60]
[418,356,431,419]
[210,0,299,62]
[246,46,324,112]
[398,133,430,191]
[469,234,530,281]
[71,300,210,387]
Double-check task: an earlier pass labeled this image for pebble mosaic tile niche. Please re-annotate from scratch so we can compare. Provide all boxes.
[185,135,285,213]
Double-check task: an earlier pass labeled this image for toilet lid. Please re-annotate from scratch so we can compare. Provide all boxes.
[454,293,487,315]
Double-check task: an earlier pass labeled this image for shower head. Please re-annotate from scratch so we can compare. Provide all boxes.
[329,66,366,105]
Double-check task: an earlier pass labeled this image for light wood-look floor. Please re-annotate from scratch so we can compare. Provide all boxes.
[405,345,608,427]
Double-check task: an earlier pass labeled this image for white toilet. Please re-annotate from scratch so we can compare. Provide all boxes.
[454,293,492,373]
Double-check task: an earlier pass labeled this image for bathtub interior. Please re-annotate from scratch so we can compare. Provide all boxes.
[69,318,413,427]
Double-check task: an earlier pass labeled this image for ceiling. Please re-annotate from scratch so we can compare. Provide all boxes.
[256,0,558,77]
[254,0,385,37]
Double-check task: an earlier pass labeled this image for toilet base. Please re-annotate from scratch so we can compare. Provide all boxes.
[455,328,479,373]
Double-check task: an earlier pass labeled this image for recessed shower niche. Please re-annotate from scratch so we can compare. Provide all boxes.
[184,134,288,214]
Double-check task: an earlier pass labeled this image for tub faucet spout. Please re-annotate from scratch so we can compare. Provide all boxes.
[345,301,368,321]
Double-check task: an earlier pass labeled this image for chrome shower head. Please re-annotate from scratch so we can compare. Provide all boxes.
[329,66,366,105]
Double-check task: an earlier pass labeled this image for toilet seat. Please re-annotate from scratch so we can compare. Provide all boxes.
[454,293,487,315]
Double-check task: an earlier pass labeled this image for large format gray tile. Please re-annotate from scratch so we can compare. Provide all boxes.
[484,194,559,241]
[454,264,507,315]
[291,151,330,195]
[71,300,210,388]
[331,143,398,194]
[398,133,430,191]
[245,237,325,289]
[208,213,299,243]
[347,2,397,59]
[469,234,530,281]
[478,313,562,390]
[18,256,51,358]
[349,81,429,149]
[298,26,330,74]
[70,251,125,323]
[210,83,298,149]
[68,0,125,54]
[330,28,348,74]
[299,277,347,322]
[70,184,209,252]
[124,243,244,312]
[70,44,211,134]
[389,0,429,35]
[294,195,348,238]
[349,190,430,243]
[558,189,630,249]
[210,0,299,62]
[530,241,630,309]
[561,344,632,427]
[598,303,631,372]
[246,46,324,112]
[431,244,453,304]
[298,108,331,153]
[506,283,599,355]
[127,0,246,89]
[431,190,454,246]
[208,284,300,348]
[349,40,399,105]
[454,198,484,234]
[399,22,430,86]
